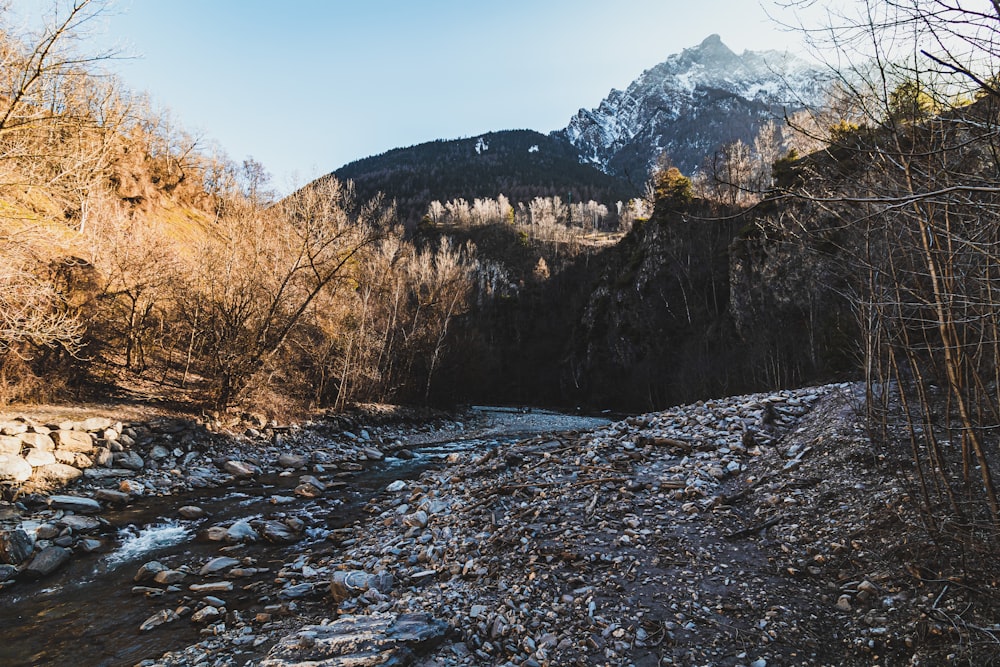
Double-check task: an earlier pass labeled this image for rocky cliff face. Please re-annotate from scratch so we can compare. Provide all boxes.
[555,34,828,180]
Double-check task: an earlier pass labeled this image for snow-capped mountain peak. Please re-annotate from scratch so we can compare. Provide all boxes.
[555,35,827,180]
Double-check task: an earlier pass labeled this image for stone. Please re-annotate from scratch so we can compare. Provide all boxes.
[92,447,113,467]
[836,594,852,611]
[362,446,384,461]
[59,514,101,532]
[0,421,27,436]
[78,538,103,553]
[149,445,170,461]
[189,581,234,593]
[48,495,101,514]
[0,435,21,455]
[0,564,17,581]
[139,608,180,632]
[278,582,315,599]
[0,454,32,482]
[329,570,394,602]
[135,560,168,582]
[94,488,130,504]
[24,545,71,577]
[277,453,308,468]
[226,520,259,543]
[261,613,447,667]
[191,606,221,623]
[403,510,429,529]
[260,520,299,544]
[79,417,113,433]
[153,569,187,584]
[0,528,34,564]
[23,448,56,467]
[223,460,256,477]
[200,556,240,576]
[18,432,55,451]
[114,451,144,471]
[51,430,94,453]
[386,480,407,492]
[31,463,83,485]
[178,505,205,519]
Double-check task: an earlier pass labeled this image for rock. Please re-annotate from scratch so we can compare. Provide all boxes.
[178,505,205,519]
[403,510,429,529]
[277,453,308,468]
[294,482,323,498]
[78,538,103,553]
[149,445,171,461]
[279,582,315,599]
[135,560,168,582]
[226,520,259,543]
[48,495,101,514]
[386,480,407,492]
[0,421,27,436]
[79,417,113,433]
[0,528,34,564]
[191,605,221,623]
[0,435,21,455]
[260,520,299,543]
[836,594,852,611]
[92,447,113,467]
[59,514,101,532]
[23,448,56,467]
[223,460,256,478]
[330,570,394,602]
[0,564,17,581]
[261,613,447,667]
[153,569,187,584]
[189,581,234,593]
[18,432,55,451]
[139,608,180,632]
[31,463,83,485]
[24,545,71,577]
[0,454,32,482]
[200,556,240,576]
[114,451,144,471]
[94,488,130,504]
[51,430,94,453]
[362,446,384,461]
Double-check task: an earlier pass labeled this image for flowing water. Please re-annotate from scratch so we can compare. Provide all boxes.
[0,408,611,667]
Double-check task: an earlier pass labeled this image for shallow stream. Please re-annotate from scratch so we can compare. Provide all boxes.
[0,408,610,667]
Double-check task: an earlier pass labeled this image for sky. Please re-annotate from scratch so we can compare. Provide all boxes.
[16,1,823,193]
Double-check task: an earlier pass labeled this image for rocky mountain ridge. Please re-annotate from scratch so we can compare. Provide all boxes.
[556,34,829,179]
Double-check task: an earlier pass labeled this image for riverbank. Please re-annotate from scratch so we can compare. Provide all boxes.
[4,387,997,666]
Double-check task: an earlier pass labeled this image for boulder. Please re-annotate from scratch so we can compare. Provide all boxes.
[260,520,300,544]
[0,454,32,482]
[0,528,34,564]
[223,460,256,477]
[31,463,83,485]
[199,556,240,576]
[24,545,71,577]
[23,448,56,467]
[51,430,94,453]
[261,613,447,667]
[276,453,309,468]
[48,495,102,514]
[225,520,259,543]
[330,570,394,602]
[114,451,144,471]
[79,417,113,433]
[18,432,55,451]
[134,560,167,583]
[0,435,23,455]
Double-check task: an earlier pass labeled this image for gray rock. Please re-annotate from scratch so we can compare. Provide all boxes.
[153,569,187,584]
[261,613,447,667]
[260,520,299,544]
[0,528,34,564]
[0,564,17,581]
[139,608,179,632]
[25,545,71,577]
[276,453,308,468]
[199,556,240,576]
[225,520,259,543]
[59,514,101,532]
[48,495,101,514]
[93,488,130,504]
[0,454,32,482]
[134,560,168,582]
[278,582,315,599]
[223,460,256,478]
[191,605,221,623]
[114,451,144,471]
[51,430,94,453]
[178,505,205,519]
[330,570,394,602]
[362,446,384,461]
[92,446,113,467]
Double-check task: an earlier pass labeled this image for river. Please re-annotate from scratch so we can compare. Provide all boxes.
[0,407,611,667]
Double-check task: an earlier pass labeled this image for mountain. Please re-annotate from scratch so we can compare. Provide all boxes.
[555,34,828,180]
[330,130,636,226]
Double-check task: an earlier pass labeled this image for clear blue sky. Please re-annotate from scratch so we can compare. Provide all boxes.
[18,1,819,192]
